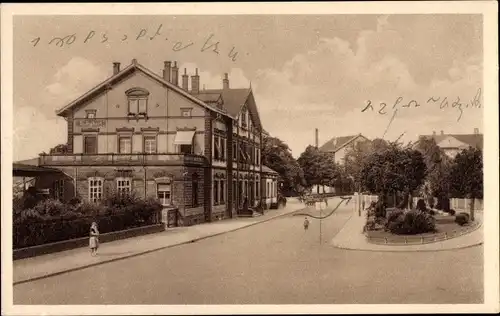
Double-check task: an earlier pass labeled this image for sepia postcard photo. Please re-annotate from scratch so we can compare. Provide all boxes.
[1,2,499,315]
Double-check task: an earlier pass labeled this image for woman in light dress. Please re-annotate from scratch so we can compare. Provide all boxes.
[89,222,100,256]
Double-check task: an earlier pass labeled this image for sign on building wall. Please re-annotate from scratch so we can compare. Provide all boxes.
[76,119,106,128]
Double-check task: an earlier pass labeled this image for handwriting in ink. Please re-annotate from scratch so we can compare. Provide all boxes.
[30,27,240,62]
[426,87,481,122]
[201,34,220,54]
[361,97,420,114]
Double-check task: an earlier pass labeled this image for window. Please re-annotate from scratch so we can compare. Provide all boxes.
[221,138,226,160]
[233,179,237,206]
[213,179,219,205]
[144,136,157,154]
[119,136,132,154]
[181,108,192,117]
[88,177,103,203]
[157,183,172,206]
[53,179,64,201]
[214,136,221,160]
[255,148,260,165]
[179,144,192,154]
[241,110,247,127]
[84,136,97,154]
[220,180,225,204]
[126,88,149,114]
[192,175,199,207]
[255,181,259,199]
[232,141,237,160]
[267,182,270,198]
[116,177,132,194]
[85,110,96,119]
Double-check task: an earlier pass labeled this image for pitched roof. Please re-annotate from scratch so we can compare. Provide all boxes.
[319,134,370,153]
[419,133,483,150]
[262,165,279,174]
[195,88,251,118]
[55,59,231,118]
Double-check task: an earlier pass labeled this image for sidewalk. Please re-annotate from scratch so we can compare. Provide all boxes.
[331,210,483,252]
[13,201,305,285]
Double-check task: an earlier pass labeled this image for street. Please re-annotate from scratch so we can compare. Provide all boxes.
[14,201,483,304]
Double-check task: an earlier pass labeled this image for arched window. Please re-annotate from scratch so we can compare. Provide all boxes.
[125,87,150,115]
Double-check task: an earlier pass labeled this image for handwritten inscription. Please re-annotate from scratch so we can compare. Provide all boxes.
[76,119,106,128]
[361,88,482,122]
[30,24,239,62]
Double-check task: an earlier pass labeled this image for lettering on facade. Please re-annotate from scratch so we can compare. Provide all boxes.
[76,119,106,128]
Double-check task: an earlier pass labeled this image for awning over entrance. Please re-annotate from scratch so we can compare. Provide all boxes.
[13,163,63,177]
[173,130,196,145]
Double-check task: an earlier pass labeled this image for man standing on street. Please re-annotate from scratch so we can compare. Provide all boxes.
[304,217,310,231]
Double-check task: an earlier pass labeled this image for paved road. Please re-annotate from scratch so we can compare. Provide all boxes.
[14,201,483,304]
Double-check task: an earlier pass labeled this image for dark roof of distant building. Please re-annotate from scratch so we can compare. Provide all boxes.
[319,134,370,153]
[419,133,483,150]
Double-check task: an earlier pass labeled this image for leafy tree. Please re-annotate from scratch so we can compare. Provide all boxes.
[360,144,427,209]
[415,137,452,209]
[449,147,483,221]
[344,139,374,193]
[262,135,305,196]
[297,145,338,190]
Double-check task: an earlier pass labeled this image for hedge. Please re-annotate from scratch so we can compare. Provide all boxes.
[13,192,162,249]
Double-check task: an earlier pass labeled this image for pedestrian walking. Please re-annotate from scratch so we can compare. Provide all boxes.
[89,221,100,256]
[303,217,310,231]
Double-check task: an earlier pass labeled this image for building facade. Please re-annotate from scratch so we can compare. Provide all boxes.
[417,129,483,159]
[31,59,279,226]
[319,134,371,165]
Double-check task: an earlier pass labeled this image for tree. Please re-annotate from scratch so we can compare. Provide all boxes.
[261,135,305,196]
[360,144,427,209]
[297,145,338,191]
[415,137,452,209]
[449,147,483,221]
[344,139,374,193]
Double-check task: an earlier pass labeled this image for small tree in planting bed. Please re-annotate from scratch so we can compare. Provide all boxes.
[448,147,483,221]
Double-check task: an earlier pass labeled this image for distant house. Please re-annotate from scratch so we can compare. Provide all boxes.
[416,128,483,159]
[319,134,371,165]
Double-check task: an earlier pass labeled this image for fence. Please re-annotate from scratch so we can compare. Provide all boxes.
[365,220,481,245]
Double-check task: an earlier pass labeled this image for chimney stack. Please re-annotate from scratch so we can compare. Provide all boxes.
[163,61,171,82]
[223,73,229,90]
[172,61,179,86]
[113,62,120,75]
[182,68,189,91]
[440,130,444,135]
[191,68,200,94]
[315,128,319,148]
[474,128,479,135]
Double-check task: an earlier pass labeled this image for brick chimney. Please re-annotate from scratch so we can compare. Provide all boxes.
[182,68,189,90]
[172,61,179,86]
[191,68,200,94]
[113,62,120,75]
[474,128,479,134]
[223,73,229,90]
[163,61,171,82]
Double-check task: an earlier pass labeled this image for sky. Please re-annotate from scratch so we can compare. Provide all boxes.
[12,14,483,160]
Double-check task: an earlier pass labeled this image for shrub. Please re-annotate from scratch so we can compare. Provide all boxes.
[76,201,107,217]
[448,209,456,216]
[364,217,376,231]
[386,210,436,235]
[429,210,436,216]
[455,212,470,226]
[33,199,66,217]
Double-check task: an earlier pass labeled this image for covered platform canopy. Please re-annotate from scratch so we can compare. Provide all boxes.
[13,163,63,178]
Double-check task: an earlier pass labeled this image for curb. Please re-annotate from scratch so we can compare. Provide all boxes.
[14,206,305,286]
[332,241,484,253]
[330,214,484,253]
[365,220,482,246]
